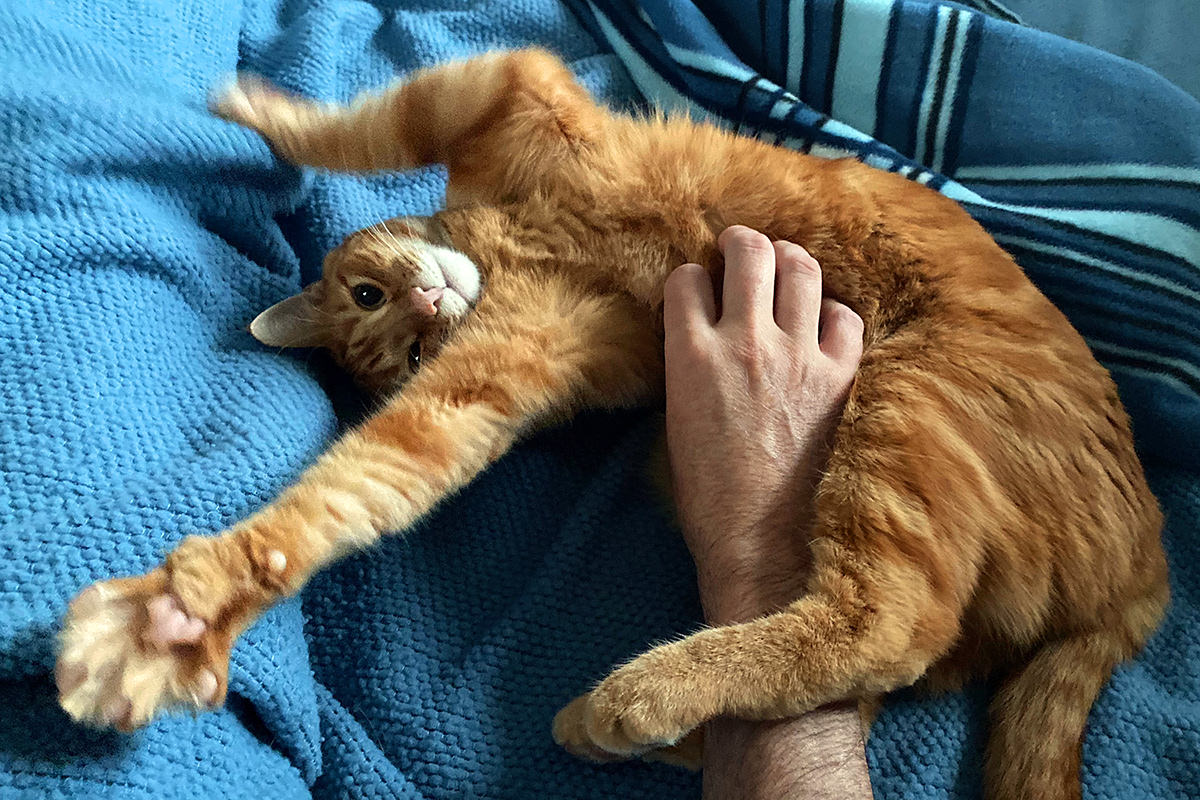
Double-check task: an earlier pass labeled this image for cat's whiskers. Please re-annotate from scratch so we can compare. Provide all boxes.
[337,130,354,177]
[379,220,411,265]
[363,223,391,256]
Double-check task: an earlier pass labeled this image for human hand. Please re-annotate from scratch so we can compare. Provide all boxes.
[662,226,864,624]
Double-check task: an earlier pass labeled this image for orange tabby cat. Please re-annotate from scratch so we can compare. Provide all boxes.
[54,49,1167,800]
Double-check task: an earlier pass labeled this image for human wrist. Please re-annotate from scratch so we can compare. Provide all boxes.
[690,516,812,625]
[702,703,872,800]
[697,568,796,625]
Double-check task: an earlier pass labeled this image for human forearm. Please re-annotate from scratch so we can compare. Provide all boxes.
[702,704,872,800]
[695,543,874,799]
[662,230,871,799]
[688,491,873,796]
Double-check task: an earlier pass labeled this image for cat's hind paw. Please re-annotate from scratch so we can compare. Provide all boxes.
[208,74,296,133]
[553,692,705,768]
[56,571,227,731]
[552,658,706,761]
[552,692,631,763]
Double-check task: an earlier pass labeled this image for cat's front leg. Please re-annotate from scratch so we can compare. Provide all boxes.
[55,383,518,729]
[57,274,661,730]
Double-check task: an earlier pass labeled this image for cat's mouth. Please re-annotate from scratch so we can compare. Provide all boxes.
[428,247,482,306]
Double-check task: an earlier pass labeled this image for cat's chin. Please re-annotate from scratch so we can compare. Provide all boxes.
[435,286,474,322]
[427,245,482,305]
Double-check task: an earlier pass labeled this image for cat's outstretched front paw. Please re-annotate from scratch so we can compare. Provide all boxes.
[552,657,708,761]
[55,569,230,731]
[54,530,279,731]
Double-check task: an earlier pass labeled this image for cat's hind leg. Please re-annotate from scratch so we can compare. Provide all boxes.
[210,49,603,200]
[552,537,963,758]
[642,728,704,770]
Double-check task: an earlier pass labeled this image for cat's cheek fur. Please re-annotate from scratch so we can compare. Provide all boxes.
[426,243,482,304]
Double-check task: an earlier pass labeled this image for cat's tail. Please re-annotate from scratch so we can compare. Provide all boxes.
[984,588,1166,800]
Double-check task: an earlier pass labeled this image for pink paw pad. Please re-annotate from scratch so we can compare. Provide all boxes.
[144,594,206,649]
[54,660,87,696]
[102,695,133,729]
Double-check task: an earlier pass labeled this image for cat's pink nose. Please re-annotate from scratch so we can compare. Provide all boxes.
[409,286,445,317]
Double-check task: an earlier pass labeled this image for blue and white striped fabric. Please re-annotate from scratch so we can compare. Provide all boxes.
[568,0,1200,474]
[564,1,1200,797]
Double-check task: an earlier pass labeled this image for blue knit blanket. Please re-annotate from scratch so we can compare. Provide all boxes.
[1,1,1197,798]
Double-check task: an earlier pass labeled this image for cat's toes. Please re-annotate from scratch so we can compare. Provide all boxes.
[583,666,700,762]
[552,694,628,764]
[56,573,228,731]
[208,74,288,130]
[555,668,698,759]
[582,681,689,756]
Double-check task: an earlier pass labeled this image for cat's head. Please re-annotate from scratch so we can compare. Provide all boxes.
[249,217,482,393]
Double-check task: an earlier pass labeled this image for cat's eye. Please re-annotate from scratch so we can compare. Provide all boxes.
[407,339,422,373]
[352,283,385,310]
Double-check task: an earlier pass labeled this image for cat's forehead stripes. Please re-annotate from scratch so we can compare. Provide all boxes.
[335,231,422,275]
[258,221,486,394]
[330,230,448,292]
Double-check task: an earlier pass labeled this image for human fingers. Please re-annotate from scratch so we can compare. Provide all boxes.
[772,240,822,340]
[716,225,776,330]
[817,298,865,365]
[663,262,717,336]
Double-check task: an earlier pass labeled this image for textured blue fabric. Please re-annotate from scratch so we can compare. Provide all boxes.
[0,1,1197,800]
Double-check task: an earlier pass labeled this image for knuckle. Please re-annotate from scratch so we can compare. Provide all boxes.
[681,334,716,365]
[729,328,771,365]
[671,261,703,280]
[722,226,773,255]
[775,241,821,278]
[663,265,699,305]
[822,299,864,330]
[740,327,763,353]
[662,267,687,299]
[827,349,863,380]
[830,301,862,325]
[668,330,716,368]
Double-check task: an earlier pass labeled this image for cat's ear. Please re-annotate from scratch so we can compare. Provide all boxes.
[249,292,325,348]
